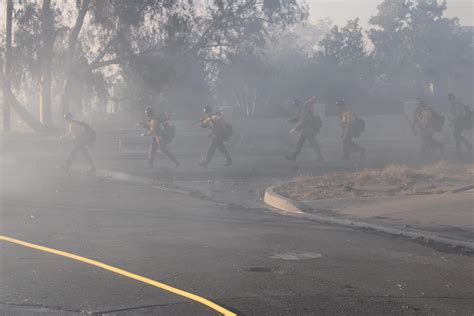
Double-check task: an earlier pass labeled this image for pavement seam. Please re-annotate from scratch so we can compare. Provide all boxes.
[0,301,87,314]
[263,185,474,251]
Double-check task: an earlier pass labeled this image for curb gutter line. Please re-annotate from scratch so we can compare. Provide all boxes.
[264,185,474,251]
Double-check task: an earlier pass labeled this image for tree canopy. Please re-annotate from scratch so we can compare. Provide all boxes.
[1,0,471,129]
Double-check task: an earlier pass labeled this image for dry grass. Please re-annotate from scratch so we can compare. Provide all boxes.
[356,164,410,185]
[277,163,474,201]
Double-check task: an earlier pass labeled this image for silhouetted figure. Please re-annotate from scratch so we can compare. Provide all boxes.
[198,106,232,168]
[286,96,324,163]
[60,112,96,175]
[448,93,472,161]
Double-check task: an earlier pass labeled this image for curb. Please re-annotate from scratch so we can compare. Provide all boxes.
[264,185,474,251]
[98,170,190,195]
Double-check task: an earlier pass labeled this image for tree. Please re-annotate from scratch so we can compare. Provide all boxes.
[2,0,309,127]
[3,0,13,132]
[59,0,91,115]
[1,0,46,132]
[215,20,332,117]
[318,18,366,67]
[368,0,471,91]
[39,0,54,126]
[368,0,412,73]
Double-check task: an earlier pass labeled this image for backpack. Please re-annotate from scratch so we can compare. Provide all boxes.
[75,120,96,147]
[161,123,176,144]
[430,109,445,132]
[311,113,322,133]
[223,122,233,141]
[352,116,365,138]
[462,106,473,130]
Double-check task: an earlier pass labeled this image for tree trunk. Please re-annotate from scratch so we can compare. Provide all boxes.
[3,0,13,133]
[4,89,47,132]
[39,0,54,127]
[60,0,90,115]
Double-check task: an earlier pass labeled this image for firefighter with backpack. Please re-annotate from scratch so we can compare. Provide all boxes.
[198,106,233,168]
[336,100,365,161]
[412,98,445,159]
[448,93,472,161]
[141,107,180,169]
[59,112,96,175]
[286,96,324,163]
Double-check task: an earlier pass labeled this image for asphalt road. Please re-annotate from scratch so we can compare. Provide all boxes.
[1,155,473,315]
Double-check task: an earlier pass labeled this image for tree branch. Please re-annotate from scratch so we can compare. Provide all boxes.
[185,0,258,56]
[83,58,123,72]
[89,34,117,67]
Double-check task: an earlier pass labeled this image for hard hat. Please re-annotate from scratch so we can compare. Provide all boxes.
[145,107,154,117]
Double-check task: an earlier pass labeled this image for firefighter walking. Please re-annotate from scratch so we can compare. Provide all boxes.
[59,112,96,175]
[141,107,180,169]
[286,96,324,163]
[198,106,232,168]
[336,100,365,160]
[412,98,445,159]
[448,93,472,161]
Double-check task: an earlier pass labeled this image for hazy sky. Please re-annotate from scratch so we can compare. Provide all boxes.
[1,1,472,31]
[307,0,474,28]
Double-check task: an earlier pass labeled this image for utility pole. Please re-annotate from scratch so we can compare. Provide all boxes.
[3,0,13,133]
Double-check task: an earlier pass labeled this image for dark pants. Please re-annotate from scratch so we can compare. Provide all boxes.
[453,122,472,159]
[204,135,231,165]
[66,139,95,171]
[289,129,322,161]
[148,136,179,167]
[342,128,364,160]
[419,127,444,159]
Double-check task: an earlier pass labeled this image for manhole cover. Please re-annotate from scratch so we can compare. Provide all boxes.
[270,252,322,260]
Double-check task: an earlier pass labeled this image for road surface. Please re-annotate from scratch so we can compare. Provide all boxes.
[0,158,473,315]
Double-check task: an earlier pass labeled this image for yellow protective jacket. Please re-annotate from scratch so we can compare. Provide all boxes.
[340,109,354,129]
[414,106,433,129]
[201,113,226,135]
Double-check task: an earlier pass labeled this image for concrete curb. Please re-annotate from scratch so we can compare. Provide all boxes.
[99,170,154,185]
[264,185,474,251]
[98,170,190,195]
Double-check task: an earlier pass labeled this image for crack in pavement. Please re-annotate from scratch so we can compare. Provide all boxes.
[92,301,192,315]
[0,301,87,314]
[218,293,474,301]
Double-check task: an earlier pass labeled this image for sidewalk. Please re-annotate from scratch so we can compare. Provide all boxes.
[264,185,474,250]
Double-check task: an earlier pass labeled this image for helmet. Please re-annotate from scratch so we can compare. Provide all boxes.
[145,107,154,117]
[203,106,213,115]
[64,112,74,120]
[336,100,345,107]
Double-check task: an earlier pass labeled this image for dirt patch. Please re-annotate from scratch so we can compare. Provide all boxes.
[275,162,474,201]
